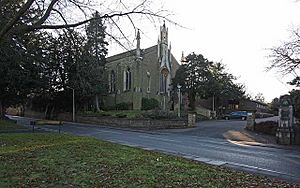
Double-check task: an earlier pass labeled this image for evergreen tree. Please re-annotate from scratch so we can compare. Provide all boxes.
[0,0,48,118]
[85,11,108,111]
[289,90,300,119]
[0,32,46,118]
[173,53,245,111]
[173,53,214,110]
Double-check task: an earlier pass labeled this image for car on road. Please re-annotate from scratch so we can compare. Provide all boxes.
[223,111,248,120]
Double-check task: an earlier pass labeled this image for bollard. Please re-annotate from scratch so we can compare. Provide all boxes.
[246,113,255,131]
[188,113,196,127]
[30,121,36,133]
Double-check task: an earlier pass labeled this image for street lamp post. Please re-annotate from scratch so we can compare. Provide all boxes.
[212,94,215,112]
[177,84,182,117]
[72,88,75,122]
[67,86,75,122]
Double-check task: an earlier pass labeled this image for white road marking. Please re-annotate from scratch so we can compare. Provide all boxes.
[229,162,288,175]
[206,160,227,166]
[96,129,124,135]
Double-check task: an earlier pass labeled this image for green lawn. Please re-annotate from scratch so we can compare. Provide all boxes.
[0,119,27,131]
[0,133,298,188]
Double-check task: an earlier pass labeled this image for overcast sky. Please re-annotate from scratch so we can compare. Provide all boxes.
[108,0,300,102]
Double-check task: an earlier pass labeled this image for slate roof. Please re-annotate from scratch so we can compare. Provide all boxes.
[106,45,157,63]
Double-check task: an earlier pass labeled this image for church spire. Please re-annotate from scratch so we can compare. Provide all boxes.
[160,21,168,45]
[136,29,141,58]
[181,51,186,64]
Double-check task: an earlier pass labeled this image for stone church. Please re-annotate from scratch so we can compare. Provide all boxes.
[103,23,180,110]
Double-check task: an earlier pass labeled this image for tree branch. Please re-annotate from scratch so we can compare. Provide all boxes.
[19,10,169,31]
[1,0,182,47]
[0,0,35,40]
[34,0,59,26]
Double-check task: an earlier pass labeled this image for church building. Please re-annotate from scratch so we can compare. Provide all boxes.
[103,23,180,110]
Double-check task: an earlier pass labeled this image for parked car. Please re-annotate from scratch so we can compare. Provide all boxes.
[223,111,248,120]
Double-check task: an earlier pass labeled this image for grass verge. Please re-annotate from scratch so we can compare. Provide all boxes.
[0,133,298,188]
[0,119,27,131]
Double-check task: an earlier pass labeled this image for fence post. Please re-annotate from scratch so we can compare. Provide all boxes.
[30,121,36,133]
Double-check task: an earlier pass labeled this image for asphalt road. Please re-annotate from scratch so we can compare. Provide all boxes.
[7,115,300,183]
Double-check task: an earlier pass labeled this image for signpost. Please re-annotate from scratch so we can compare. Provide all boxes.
[177,84,182,117]
[246,112,255,131]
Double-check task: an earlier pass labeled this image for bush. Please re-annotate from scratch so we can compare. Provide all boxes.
[196,113,209,121]
[116,113,127,118]
[142,109,179,120]
[254,112,274,118]
[96,112,111,117]
[116,102,132,110]
[141,98,159,110]
[254,121,277,135]
[102,105,116,111]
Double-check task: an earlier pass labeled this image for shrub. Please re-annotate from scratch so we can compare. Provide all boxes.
[196,113,209,121]
[141,98,159,110]
[142,109,178,119]
[116,102,132,110]
[116,113,127,118]
[102,105,116,111]
[101,112,111,116]
[254,112,274,118]
[254,121,277,135]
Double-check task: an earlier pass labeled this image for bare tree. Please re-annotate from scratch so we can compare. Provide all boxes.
[0,0,176,46]
[254,92,265,103]
[268,28,300,83]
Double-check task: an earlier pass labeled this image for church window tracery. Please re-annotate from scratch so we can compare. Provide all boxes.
[147,71,151,93]
[123,67,131,91]
[160,68,168,94]
[109,70,116,93]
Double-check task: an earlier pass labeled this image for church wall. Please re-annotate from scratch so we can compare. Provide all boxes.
[103,21,180,111]
[104,54,138,109]
[103,45,180,110]
[140,47,160,98]
[170,54,180,77]
[140,47,177,110]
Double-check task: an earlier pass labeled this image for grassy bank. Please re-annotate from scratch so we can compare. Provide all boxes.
[0,133,298,187]
[0,119,27,131]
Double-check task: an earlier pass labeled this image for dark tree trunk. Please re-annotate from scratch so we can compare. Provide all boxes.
[44,103,50,119]
[0,100,7,119]
[50,106,55,119]
[95,94,100,111]
[20,104,25,116]
[189,92,196,111]
[0,100,4,119]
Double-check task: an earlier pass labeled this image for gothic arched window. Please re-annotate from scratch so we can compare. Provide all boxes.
[147,71,151,93]
[110,70,116,93]
[160,68,168,94]
[123,67,131,91]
